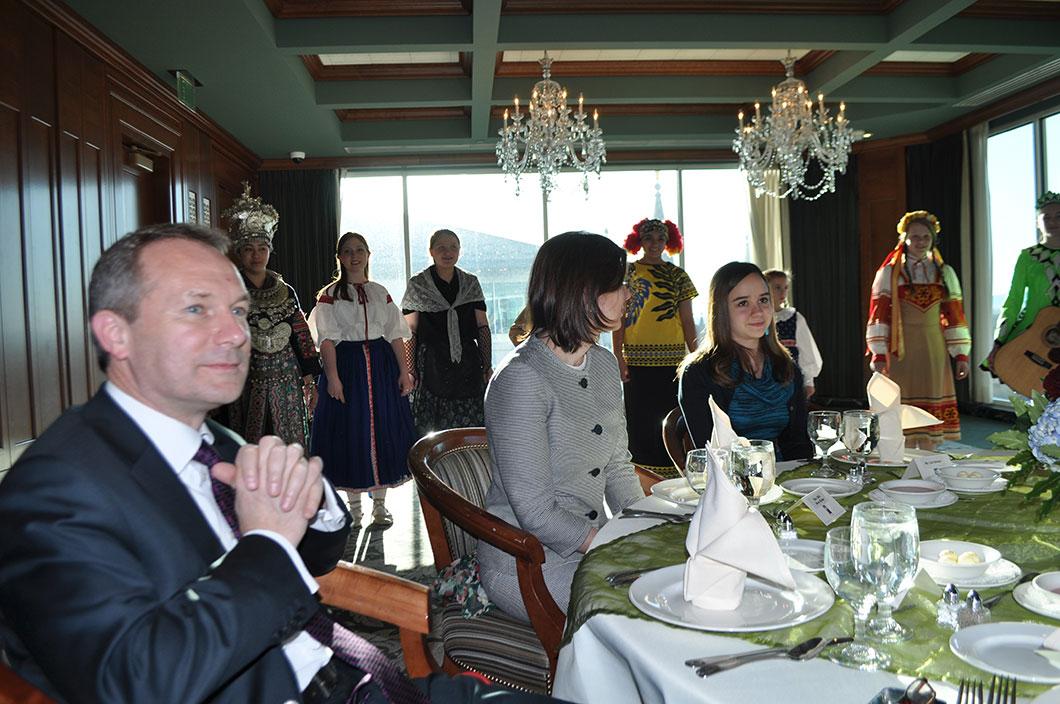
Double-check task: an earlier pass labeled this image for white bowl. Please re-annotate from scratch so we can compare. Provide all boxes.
[1032,571,1060,606]
[936,465,1000,490]
[878,479,947,506]
[920,539,1002,581]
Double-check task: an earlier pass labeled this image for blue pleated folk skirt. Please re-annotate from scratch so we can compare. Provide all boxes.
[310,338,415,492]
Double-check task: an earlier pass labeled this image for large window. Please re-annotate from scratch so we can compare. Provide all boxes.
[985,106,1060,403]
[338,167,755,361]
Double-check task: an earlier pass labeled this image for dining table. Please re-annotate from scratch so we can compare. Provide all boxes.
[552,457,1060,704]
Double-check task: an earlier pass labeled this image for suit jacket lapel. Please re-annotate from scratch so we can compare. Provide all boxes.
[83,392,225,562]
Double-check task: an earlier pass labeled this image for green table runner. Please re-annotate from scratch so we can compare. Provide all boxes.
[565,463,1060,697]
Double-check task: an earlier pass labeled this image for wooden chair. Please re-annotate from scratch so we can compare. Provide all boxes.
[662,406,695,473]
[0,563,436,704]
[408,428,560,695]
[634,466,665,494]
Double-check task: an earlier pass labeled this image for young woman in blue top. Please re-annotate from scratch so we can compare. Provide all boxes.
[677,261,812,461]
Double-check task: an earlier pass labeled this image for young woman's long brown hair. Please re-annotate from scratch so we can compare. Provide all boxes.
[677,261,794,387]
[318,231,370,302]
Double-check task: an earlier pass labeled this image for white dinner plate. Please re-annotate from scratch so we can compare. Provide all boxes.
[868,488,959,509]
[945,477,1009,495]
[830,447,936,468]
[1014,582,1060,621]
[780,478,861,498]
[1032,685,1060,703]
[921,557,1022,589]
[950,622,1060,684]
[780,539,825,572]
[628,565,834,632]
[650,479,783,507]
[954,459,1017,473]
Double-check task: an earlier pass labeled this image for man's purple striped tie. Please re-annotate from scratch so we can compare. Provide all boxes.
[193,441,429,704]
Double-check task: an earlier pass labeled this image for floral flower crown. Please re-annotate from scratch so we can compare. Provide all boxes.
[1036,191,1060,210]
[895,210,941,239]
[623,218,683,254]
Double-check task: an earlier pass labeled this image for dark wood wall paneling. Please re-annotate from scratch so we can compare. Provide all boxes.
[0,0,259,474]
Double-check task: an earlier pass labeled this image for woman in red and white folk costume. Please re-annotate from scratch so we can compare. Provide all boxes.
[865,211,971,449]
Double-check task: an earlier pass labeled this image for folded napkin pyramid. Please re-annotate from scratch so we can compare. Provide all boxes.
[708,396,740,450]
[867,372,941,463]
[683,447,795,610]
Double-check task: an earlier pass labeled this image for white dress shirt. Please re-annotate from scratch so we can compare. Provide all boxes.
[104,382,347,691]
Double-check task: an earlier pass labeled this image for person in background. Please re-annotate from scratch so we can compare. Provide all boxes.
[866,211,970,449]
[222,183,321,445]
[985,191,1060,372]
[479,232,644,619]
[309,232,416,528]
[402,229,492,437]
[612,218,698,478]
[763,269,823,400]
[678,261,812,461]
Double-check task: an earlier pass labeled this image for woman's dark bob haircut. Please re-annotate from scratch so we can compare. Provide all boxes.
[529,231,627,354]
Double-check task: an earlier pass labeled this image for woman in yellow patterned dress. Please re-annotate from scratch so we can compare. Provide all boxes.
[613,218,698,477]
[865,211,971,450]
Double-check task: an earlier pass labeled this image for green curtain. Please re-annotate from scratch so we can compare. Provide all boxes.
[258,169,339,312]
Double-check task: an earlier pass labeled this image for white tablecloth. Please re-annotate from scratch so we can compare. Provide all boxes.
[553,460,970,703]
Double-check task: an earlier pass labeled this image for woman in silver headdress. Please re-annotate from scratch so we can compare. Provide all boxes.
[222,183,321,446]
[401,229,492,436]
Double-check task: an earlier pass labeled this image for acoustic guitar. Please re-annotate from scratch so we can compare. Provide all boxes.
[993,306,1060,397]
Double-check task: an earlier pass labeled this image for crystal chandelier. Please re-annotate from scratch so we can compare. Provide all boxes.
[496,52,607,198]
[733,54,864,201]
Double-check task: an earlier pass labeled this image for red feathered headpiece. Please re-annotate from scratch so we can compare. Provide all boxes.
[623,218,683,254]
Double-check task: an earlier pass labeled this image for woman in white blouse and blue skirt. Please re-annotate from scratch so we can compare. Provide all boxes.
[308,232,416,527]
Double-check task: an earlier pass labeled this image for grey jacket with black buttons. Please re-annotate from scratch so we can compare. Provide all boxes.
[477,334,643,620]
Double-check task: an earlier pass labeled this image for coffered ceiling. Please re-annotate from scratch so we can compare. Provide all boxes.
[63,0,1060,163]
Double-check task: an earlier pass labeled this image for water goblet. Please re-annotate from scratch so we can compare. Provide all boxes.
[727,440,775,510]
[823,526,887,670]
[841,410,880,485]
[684,448,713,495]
[808,410,841,478]
[850,501,920,643]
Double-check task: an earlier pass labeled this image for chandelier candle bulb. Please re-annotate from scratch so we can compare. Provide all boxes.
[513,96,520,116]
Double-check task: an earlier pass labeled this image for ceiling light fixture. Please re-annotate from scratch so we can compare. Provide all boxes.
[496,51,606,198]
[733,53,864,201]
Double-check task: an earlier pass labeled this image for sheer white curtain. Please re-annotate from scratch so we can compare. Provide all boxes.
[966,124,994,404]
[747,171,791,271]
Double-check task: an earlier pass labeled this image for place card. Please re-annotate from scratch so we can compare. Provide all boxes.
[901,453,951,481]
[801,487,846,525]
[895,566,942,607]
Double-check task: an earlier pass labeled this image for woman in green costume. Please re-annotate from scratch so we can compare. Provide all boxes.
[986,191,1060,373]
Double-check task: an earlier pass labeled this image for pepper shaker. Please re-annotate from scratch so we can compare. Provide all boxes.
[776,511,796,542]
[935,583,960,629]
[956,589,992,629]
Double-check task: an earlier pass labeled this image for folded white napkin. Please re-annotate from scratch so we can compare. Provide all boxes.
[683,448,795,610]
[1038,628,1060,670]
[708,396,738,450]
[866,373,941,463]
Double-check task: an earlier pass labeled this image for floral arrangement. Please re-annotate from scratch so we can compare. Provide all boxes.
[988,379,1060,519]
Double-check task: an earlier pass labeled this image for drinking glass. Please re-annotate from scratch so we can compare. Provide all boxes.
[850,501,920,643]
[727,440,775,510]
[823,526,887,670]
[684,449,713,495]
[808,410,842,478]
[841,410,880,485]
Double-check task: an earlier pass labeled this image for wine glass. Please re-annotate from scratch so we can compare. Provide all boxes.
[850,501,920,643]
[808,411,841,478]
[727,440,776,510]
[823,526,887,670]
[684,448,713,495]
[841,410,879,485]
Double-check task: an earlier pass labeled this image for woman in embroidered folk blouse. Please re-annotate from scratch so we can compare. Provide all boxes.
[402,229,492,437]
[612,218,698,478]
[985,192,1060,373]
[866,211,971,449]
[677,262,811,461]
[308,232,416,527]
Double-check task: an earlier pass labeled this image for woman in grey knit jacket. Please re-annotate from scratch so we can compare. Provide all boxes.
[478,232,645,620]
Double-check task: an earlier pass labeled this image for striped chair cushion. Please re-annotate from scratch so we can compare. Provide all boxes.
[431,444,492,561]
[437,601,551,694]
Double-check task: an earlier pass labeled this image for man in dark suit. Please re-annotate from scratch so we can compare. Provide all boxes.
[0,224,561,704]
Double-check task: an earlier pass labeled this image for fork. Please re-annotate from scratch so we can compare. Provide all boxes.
[957,678,983,704]
[956,676,1017,704]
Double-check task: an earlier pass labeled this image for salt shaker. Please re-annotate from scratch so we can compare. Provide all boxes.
[935,583,960,629]
[776,511,796,542]
[956,589,992,629]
